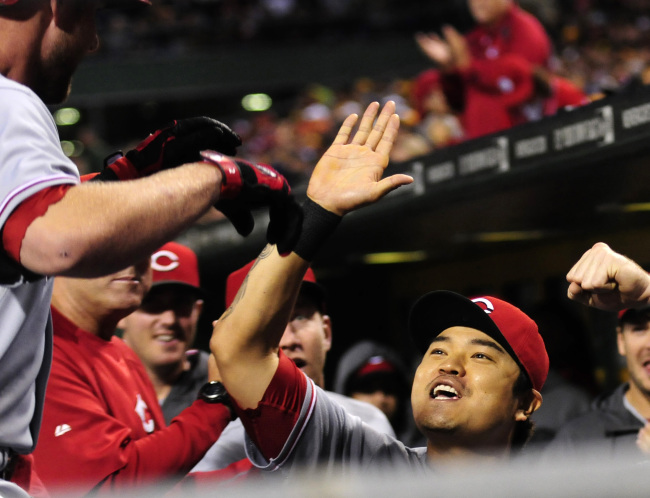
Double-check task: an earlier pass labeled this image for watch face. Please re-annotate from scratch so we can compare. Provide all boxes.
[200,381,228,402]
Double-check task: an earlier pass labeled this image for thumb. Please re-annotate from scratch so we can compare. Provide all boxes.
[373,174,414,199]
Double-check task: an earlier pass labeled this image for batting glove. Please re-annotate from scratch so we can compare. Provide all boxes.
[201,150,303,254]
[93,117,241,181]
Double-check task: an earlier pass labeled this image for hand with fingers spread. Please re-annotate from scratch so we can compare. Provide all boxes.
[415,30,454,71]
[566,242,650,312]
[306,100,414,217]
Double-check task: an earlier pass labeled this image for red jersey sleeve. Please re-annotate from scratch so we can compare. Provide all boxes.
[2,185,70,263]
[234,351,307,460]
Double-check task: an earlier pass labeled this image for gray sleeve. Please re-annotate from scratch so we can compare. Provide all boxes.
[191,420,248,472]
[0,82,78,284]
[0,81,79,226]
[244,380,421,475]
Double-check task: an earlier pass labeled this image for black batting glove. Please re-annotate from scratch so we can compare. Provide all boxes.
[93,117,241,181]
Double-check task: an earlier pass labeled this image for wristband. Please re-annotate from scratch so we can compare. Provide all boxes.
[293,198,342,262]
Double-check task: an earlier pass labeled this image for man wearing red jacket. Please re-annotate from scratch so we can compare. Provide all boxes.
[416,0,563,139]
[32,250,233,497]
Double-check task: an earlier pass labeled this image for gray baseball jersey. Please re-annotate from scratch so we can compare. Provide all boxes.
[238,354,429,477]
[192,389,396,472]
[0,74,79,454]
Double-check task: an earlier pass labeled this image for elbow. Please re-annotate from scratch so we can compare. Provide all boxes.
[19,225,87,276]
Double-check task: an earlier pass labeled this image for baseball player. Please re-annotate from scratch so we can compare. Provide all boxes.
[543,303,650,461]
[188,260,394,481]
[209,100,547,478]
[120,241,209,424]
[0,1,296,495]
[32,250,234,497]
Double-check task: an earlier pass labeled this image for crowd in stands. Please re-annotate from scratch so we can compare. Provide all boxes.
[67,0,650,188]
[6,2,650,496]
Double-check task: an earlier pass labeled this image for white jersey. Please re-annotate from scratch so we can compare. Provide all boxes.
[0,74,79,453]
[192,389,396,472]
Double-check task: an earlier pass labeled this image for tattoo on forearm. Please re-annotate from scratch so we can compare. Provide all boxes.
[221,245,274,321]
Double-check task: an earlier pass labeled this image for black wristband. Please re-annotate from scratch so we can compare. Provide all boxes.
[293,198,342,262]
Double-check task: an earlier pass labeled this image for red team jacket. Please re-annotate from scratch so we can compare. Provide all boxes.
[32,307,230,496]
[457,54,589,138]
[440,4,564,139]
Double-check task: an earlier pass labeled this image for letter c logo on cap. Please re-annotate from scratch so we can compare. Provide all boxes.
[472,297,494,314]
[151,250,179,272]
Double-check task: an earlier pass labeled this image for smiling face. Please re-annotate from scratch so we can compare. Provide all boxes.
[56,258,152,314]
[279,296,331,389]
[617,313,650,407]
[411,326,534,452]
[120,286,203,372]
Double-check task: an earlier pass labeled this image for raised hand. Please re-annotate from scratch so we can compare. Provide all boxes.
[415,32,454,70]
[566,242,650,311]
[306,101,413,216]
[442,25,470,70]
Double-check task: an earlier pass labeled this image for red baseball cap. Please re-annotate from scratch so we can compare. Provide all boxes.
[225,260,326,312]
[618,307,650,321]
[150,241,202,296]
[408,291,548,391]
[356,356,398,377]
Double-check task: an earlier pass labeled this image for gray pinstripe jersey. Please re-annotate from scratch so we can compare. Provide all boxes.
[245,376,429,477]
[0,74,79,453]
[192,389,396,472]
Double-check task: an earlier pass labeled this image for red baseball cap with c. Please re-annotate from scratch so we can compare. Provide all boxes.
[150,241,203,296]
[409,291,548,391]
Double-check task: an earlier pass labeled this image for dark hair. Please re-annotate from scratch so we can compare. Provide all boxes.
[511,369,536,452]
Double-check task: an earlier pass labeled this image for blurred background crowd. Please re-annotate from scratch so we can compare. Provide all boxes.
[62,0,650,187]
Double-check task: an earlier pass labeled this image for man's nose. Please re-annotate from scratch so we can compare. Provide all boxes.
[438,356,465,376]
[279,324,300,350]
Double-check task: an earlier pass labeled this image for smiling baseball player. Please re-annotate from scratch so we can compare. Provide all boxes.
[0,1,295,495]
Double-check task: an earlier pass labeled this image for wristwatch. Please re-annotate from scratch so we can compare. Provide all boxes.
[197,381,237,420]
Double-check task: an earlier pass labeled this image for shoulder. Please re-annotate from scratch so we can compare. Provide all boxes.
[552,387,625,439]
[324,391,395,437]
[0,75,52,122]
[509,5,547,31]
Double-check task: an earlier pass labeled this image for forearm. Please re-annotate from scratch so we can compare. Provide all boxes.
[212,246,309,409]
[212,101,409,410]
[104,401,231,490]
[20,163,222,277]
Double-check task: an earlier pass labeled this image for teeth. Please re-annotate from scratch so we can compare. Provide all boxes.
[433,385,459,398]
[156,335,175,342]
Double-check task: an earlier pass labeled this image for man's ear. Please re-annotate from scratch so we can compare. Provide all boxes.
[616,326,627,357]
[321,314,332,352]
[515,389,542,422]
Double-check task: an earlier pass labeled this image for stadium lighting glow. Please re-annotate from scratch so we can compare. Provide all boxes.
[470,230,547,243]
[362,251,428,265]
[60,140,84,158]
[242,93,272,112]
[54,107,81,126]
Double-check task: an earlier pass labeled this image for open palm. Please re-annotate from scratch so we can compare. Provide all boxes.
[307,101,414,216]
